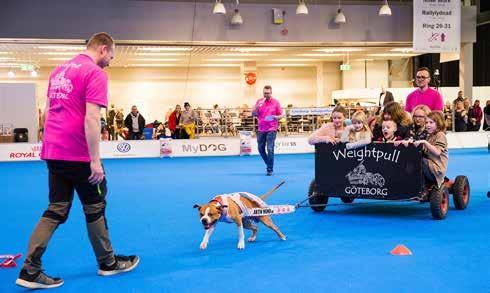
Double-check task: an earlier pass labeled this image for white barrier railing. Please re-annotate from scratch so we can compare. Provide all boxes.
[0,132,488,162]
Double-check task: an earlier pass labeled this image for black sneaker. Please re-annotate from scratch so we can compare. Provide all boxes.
[266,171,273,176]
[98,255,140,276]
[15,269,64,289]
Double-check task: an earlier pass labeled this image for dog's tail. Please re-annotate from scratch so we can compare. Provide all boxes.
[260,181,285,200]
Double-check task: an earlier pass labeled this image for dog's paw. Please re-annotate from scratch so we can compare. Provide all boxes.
[237,240,245,250]
[247,236,256,242]
[200,241,208,250]
[280,235,287,241]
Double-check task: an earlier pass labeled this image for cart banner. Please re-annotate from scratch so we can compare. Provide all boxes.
[170,138,240,157]
[100,140,161,158]
[315,143,423,200]
[0,143,42,161]
[413,0,461,53]
[251,136,314,155]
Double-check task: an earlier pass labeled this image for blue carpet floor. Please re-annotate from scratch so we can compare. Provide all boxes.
[1,149,489,292]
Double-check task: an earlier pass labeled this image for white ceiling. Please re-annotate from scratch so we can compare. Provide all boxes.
[0,41,419,69]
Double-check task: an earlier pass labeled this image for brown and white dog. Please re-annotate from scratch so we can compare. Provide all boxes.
[193,183,286,250]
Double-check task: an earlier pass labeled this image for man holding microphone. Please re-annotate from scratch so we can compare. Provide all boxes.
[252,85,283,176]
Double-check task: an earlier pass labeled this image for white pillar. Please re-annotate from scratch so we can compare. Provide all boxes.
[459,43,473,101]
[316,63,324,107]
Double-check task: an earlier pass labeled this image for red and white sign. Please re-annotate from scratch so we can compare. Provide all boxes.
[0,143,42,162]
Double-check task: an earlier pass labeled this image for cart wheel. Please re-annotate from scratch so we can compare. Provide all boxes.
[452,175,470,210]
[430,185,449,220]
[340,197,354,204]
[308,179,328,212]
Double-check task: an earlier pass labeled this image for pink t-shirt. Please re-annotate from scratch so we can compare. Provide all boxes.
[255,97,282,132]
[405,87,444,113]
[41,54,108,162]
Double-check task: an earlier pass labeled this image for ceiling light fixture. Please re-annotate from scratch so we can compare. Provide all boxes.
[232,48,282,52]
[334,0,346,24]
[137,47,192,52]
[298,53,344,57]
[37,45,85,50]
[218,53,267,56]
[213,0,226,14]
[378,0,392,16]
[296,0,308,15]
[132,58,181,61]
[314,48,363,53]
[231,0,243,25]
[31,69,38,78]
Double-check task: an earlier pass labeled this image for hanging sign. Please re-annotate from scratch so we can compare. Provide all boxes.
[413,0,461,53]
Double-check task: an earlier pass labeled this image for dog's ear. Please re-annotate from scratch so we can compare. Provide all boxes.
[193,204,201,209]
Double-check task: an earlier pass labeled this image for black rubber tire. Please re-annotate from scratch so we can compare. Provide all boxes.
[452,175,470,210]
[430,186,449,220]
[308,179,328,212]
[340,197,354,204]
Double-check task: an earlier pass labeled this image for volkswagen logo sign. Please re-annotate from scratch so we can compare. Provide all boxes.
[116,142,131,153]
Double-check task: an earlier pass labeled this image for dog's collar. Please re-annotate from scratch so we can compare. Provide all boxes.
[210,197,224,207]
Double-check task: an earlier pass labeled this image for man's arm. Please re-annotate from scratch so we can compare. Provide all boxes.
[85,103,104,185]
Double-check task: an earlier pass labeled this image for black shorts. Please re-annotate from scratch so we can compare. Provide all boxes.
[46,160,107,206]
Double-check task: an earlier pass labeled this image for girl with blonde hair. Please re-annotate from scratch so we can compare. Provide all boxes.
[308,105,347,145]
[340,111,372,149]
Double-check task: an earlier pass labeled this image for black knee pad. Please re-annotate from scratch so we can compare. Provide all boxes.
[83,201,106,223]
[42,202,71,224]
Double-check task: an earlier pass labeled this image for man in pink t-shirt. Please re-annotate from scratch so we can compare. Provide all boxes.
[252,85,283,176]
[405,67,444,113]
[16,33,139,290]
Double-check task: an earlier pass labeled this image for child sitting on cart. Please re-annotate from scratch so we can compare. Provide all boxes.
[308,105,347,145]
[410,105,431,140]
[376,120,402,143]
[412,112,448,190]
[340,111,372,150]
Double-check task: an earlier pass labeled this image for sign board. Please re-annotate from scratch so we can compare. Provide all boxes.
[315,143,423,200]
[340,64,352,71]
[288,107,334,116]
[413,0,461,53]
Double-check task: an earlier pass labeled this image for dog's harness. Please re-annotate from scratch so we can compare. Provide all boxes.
[211,192,267,223]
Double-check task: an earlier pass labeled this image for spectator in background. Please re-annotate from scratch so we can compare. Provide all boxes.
[181,102,197,139]
[379,87,394,107]
[168,104,182,139]
[124,105,146,140]
[210,104,222,134]
[164,106,173,123]
[484,100,490,131]
[106,104,116,140]
[115,108,125,140]
[468,99,482,131]
[453,98,467,132]
[405,67,444,113]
